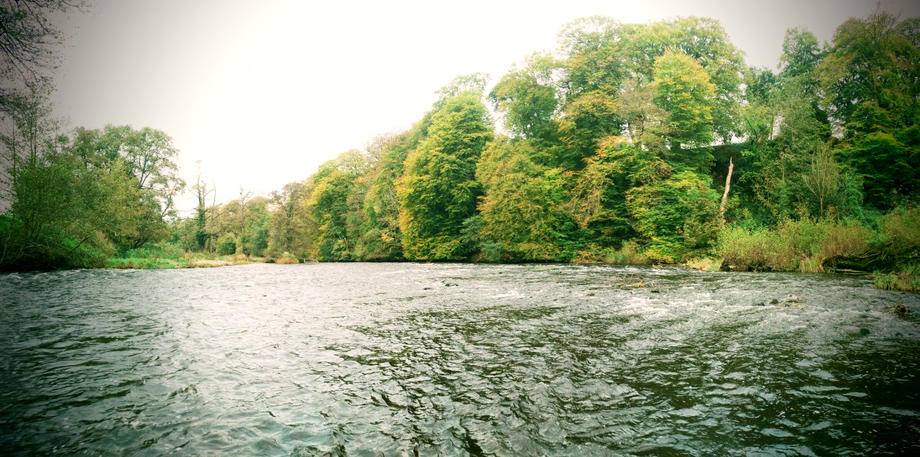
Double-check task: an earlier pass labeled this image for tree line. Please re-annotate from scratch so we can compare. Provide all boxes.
[2,8,918,281]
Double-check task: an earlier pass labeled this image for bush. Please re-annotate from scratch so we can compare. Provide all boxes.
[627,170,721,263]
[717,225,794,271]
[106,257,186,269]
[575,245,611,264]
[717,219,871,272]
[217,234,237,255]
[121,242,185,260]
[271,251,299,264]
[574,241,651,265]
[642,238,686,264]
[686,257,723,272]
[0,216,111,270]
[798,255,825,273]
[874,264,920,292]
[877,204,920,263]
[776,219,825,259]
[608,241,650,265]
[478,240,503,263]
[820,221,870,261]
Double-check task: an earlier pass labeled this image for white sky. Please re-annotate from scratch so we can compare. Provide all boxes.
[51,0,920,214]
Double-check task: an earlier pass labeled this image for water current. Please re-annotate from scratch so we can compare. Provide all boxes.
[1,263,919,456]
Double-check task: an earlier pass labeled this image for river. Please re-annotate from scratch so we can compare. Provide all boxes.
[1,263,918,456]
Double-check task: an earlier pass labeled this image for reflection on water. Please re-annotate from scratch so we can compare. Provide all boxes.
[1,263,918,456]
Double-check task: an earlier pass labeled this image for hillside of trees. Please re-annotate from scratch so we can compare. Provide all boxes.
[2,10,918,289]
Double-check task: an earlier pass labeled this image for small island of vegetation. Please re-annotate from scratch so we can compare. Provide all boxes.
[1,5,918,292]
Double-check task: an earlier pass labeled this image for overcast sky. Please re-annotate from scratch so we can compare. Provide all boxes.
[51,0,920,214]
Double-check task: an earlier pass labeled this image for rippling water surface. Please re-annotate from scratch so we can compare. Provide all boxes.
[1,263,919,456]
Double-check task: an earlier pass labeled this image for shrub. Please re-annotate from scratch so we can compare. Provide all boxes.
[575,245,612,264]
[575,241,651,265]
[874,264,920,292]
[274,252,298,264]
[642,238,685,264]
[121,242,185,260]
[686,257,723,272]
[798,255,825,273]
[105,257,185,269]
[478,241,503,263]
[820,221,870,261]
[719,218,873,272]
[627,170,721,263]
[608,241,650,265]
[877,204,920,263]
[217,234,237,255]
[717,225,795,271]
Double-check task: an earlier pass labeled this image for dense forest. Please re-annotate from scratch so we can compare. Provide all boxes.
[1,7,918,290]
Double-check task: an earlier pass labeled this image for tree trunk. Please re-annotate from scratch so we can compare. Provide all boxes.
[720,156,734,215]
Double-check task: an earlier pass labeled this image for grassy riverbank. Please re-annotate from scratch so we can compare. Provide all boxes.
[104,244,260,270]
[19,202,910,294]
[108,237,918,295]
[681,208,920,292]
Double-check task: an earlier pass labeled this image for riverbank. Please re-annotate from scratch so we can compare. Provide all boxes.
[102,243,267,270]
[103,248,302,270]
[96,247,919,294]
[104,255,256,269]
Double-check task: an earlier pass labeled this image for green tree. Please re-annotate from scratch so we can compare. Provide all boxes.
[556,90,622,169]
[66,125,185,249]
[801,145,841,218]
[779,28,825,82]
[617,78,669,151]
[191,165,215,250]
[356,126,430,260]
[555,17,628,167]
[622,17,746,141]
[651,51,717,163]
[240,197,270,256]
[70,125,186,218]
[307,150,372,260]
[558,16,627,98]
[0,91,106,269]
[841,130,918,209]
[734,27,832,224]
[816,12,920,136]
[397,91,492,260]
[626,170,721,262]
[89,158,162,250]
[489,54,560,141]
[476,138,578,261]
[816,12,920,209]
[570,137,669,248]
[267,180,312,258]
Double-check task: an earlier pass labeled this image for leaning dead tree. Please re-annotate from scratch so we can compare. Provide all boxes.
[720,155,733,215]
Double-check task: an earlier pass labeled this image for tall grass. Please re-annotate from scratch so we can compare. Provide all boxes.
[607,241,650,265]
[105,257,187,269]
[874,264,920,292]
[106,243,190,269]
[576,241,651,265]
[869,204,920,291]
[717,219,870,272]
[876,204,920,263]
[685,256,723,272]
[105,242,257,269]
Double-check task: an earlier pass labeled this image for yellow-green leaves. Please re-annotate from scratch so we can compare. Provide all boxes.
[397,92,492,261]
[476,138,577,261]
[652,51,716,151]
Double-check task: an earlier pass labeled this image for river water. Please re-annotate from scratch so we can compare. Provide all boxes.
[1,263,918,456]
